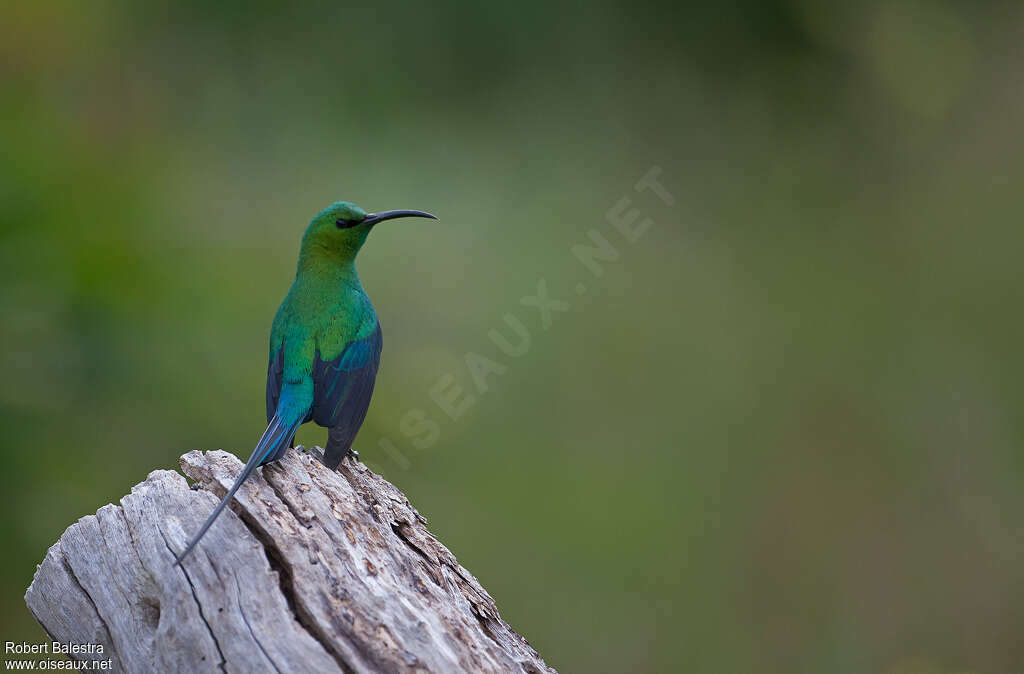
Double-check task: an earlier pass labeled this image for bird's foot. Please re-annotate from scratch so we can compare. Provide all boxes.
[344,448,360,463]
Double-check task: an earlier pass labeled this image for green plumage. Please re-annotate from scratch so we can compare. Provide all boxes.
[269,202,380,421]
[176,200,436,565]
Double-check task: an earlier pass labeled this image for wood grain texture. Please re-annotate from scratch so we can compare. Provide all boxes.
[25,448,555,674]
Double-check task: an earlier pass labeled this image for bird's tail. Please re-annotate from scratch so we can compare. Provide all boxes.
[175,412,301,565]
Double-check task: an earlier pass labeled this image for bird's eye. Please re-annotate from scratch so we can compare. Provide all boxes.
[335,218,358,229]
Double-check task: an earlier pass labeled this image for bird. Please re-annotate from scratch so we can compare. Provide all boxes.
[175,201,436,564]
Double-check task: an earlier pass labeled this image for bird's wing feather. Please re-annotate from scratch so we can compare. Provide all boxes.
[313,322,382,467]
[266,345,285,424]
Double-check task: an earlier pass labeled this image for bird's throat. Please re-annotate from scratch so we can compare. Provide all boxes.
[296,243,362,285]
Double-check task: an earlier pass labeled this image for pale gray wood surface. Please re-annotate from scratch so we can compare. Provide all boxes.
[25,448,555,674]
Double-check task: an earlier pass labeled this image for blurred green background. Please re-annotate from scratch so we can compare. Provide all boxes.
[3,1,1023,672]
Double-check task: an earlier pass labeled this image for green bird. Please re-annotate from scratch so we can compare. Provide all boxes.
[176,201,436,563]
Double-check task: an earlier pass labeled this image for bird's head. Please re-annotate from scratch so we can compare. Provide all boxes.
[301,201,437,260]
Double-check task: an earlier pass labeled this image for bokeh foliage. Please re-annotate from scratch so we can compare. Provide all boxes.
[3,1,1023,671]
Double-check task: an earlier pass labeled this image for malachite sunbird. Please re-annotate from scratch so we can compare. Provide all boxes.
[176,201,437,563]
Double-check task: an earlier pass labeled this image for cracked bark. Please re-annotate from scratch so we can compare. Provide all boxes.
[25,448,555,674]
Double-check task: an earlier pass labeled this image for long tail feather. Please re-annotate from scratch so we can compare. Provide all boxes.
[175,413,300,564]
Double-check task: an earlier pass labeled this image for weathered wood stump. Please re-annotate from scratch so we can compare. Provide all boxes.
[25,447,554,673]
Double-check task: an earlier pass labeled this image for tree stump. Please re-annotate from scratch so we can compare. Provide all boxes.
[25,447,555,674]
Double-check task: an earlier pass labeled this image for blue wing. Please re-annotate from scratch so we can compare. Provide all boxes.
[313,322,383,468]
[265,323,382,468]
[266,346,287,424]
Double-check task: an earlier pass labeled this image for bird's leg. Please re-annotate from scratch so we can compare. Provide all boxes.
[324,425,360,468]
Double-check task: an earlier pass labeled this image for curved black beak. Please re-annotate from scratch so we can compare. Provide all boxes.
[362,209,437,226]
